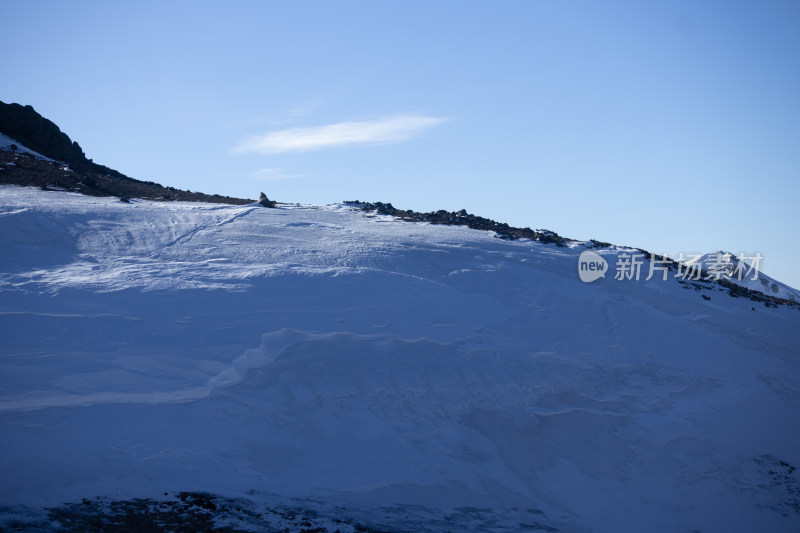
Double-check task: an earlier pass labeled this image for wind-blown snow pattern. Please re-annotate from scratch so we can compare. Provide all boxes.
[1,185,798,532]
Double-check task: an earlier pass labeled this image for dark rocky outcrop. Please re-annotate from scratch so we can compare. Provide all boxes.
[0,148,252,205]
[0,101,253,205]
[0,101,88,169]
[0,101,124,176]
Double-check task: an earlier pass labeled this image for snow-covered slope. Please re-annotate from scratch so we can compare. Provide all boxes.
[1,185,799,532]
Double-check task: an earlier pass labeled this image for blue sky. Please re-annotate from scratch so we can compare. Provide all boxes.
[3,1,799,289]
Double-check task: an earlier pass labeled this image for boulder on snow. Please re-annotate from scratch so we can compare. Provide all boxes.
[258,192,276,208]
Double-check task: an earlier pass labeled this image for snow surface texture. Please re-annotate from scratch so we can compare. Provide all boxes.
[0,185,799,532]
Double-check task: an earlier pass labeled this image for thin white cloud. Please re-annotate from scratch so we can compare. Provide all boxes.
[233,113,447,154]
[228,101,325,128]
[249,168,305,182]
[281,100,324,120]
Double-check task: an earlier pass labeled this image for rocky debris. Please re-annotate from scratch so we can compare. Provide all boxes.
[344,200,572,246]
[258,192,277,208]
[0,149,252,205]
[0,101,253,205]
[0,492,563,532]
[754,455,800,516]
[718,278,800,308]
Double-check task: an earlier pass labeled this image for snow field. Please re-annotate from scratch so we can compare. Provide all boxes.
[1,185,799,532]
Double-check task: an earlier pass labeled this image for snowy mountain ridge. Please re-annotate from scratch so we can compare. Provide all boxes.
[1,185,799,532]
[2,126,797,307]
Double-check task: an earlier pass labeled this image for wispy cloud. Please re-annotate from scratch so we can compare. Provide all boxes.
[232,113,448,154]
[280,100,324,120]
[228,101,325,128]
[249,168,305,182]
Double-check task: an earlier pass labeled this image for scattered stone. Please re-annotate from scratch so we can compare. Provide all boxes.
[344,200,570,246]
